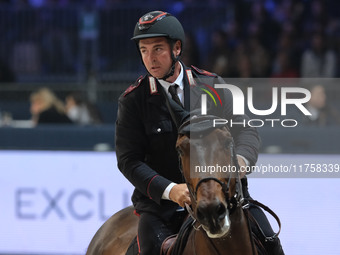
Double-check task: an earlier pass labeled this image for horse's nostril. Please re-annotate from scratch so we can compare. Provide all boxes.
[216,203,226,220]
[197,202,226,223]
[196,207,205,222]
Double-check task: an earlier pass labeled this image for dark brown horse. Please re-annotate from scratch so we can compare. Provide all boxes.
[86,116,278,255]
[86,204,138,255]
[175,115,257,254]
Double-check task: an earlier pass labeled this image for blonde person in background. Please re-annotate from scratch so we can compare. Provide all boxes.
[65,91,102,125]
[30,88,73,126]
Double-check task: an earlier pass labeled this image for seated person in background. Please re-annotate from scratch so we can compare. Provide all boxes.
[30,87,73,126]
[65,91,102,125]
[301,85,340,126]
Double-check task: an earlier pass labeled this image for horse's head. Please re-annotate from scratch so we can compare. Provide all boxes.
[176,115,243,238]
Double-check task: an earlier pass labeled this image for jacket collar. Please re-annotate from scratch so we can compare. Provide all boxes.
[147,62,202,111]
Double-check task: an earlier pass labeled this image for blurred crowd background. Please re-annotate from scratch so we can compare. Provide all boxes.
[0,0,339,152]
[1,0,340,81]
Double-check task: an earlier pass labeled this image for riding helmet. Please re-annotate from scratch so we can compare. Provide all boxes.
[131,11,185,54]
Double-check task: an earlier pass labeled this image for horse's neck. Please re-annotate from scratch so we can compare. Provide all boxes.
[190,208,256,255]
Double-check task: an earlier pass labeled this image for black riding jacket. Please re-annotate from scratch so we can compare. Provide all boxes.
[115,63,259,215]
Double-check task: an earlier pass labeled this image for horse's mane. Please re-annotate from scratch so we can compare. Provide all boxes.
[169,216,194,255]
[178,115,227,137]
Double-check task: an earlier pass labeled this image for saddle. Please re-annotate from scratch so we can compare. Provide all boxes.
[160,234,177,255]
[162,217,194,255]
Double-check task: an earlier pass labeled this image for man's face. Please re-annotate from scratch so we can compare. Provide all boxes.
[139,37,174,79]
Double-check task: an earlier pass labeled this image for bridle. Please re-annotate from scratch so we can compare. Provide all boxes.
[193,140,244,214]
[177,115,245,221]
[177,115,259,255]
[175,115,281,255]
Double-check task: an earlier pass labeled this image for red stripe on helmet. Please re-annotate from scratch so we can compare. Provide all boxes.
[139,12,168,25]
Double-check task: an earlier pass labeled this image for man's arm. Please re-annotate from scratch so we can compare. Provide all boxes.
[115,94,172,204]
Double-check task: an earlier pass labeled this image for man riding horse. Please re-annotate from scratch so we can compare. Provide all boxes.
[115,10,284,255]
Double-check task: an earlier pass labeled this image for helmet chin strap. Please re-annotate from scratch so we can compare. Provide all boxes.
[160,52,179,81]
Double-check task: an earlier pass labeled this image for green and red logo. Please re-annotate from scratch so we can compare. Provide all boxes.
[199,84,223,115]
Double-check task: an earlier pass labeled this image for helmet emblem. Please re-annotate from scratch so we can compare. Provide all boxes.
[138,11,169,31]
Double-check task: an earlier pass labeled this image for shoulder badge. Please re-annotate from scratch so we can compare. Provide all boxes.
[149,76,158,94]
[124,75,144,97]
[191,65,217,77]
[185,69,196,87]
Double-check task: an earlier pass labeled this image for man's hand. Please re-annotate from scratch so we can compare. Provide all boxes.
[169,184,191,208]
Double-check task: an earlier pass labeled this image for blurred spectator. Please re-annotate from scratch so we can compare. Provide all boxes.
[248,36,271,77]
[230,42,253,78]
[181,32,200,67]
[275,31,301,72]
[204,30,231,76]
[0,1,340,83]
[65,91,102,125]
[305,0,328,33]
[300,85,340,126]
[300,32,337,77]
[224,19,241,50]
[246,1,281,51]
[30,87,73,126]
[236,53,253,78]
[271,50,299,78]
